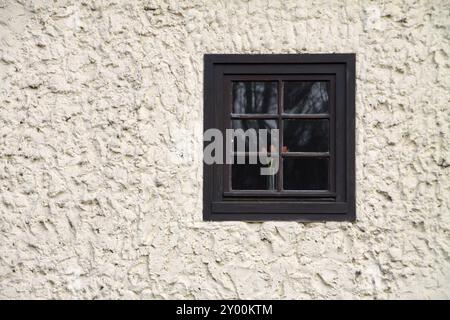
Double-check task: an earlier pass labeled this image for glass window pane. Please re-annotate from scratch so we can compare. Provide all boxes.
[232,155,277,190]
[232,119,278,153]
[283,120,329,152]
[283,158,329,190]
[284,81,329,114]
[233,82,278,114]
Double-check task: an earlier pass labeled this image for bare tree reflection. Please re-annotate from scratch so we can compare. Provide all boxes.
[284,120,329,152]
[232,119,277,152]
[284,82,329,114]
[233,82,278,114]
[282,82,329,152]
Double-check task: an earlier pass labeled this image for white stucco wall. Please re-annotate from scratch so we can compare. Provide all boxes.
[0,0,449,299]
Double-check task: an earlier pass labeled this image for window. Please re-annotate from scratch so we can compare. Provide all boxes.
[203,54,355,221]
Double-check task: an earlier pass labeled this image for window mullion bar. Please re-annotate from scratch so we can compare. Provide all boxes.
[231,114,278,119]
[282,152,330,157]
[281,114,330,119]
[277,80,283,192]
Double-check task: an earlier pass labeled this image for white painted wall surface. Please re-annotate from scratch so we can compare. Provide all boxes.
[0,0,449,299]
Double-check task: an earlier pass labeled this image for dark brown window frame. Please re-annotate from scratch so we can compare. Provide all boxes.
[203,54,355,221]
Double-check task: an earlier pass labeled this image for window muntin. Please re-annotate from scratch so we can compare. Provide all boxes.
[229,80,332,192]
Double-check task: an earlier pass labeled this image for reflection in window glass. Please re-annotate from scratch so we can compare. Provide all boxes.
[283,120,329,152]
[232,156,276,190]
[232,119,278,153]
[233,82,278,114]
[284,82,329,114]
[283,158,328,190]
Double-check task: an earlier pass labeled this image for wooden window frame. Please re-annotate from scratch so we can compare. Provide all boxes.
[203,54,356,221]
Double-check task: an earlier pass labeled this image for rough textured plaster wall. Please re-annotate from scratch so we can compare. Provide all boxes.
[0,0,449,299]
